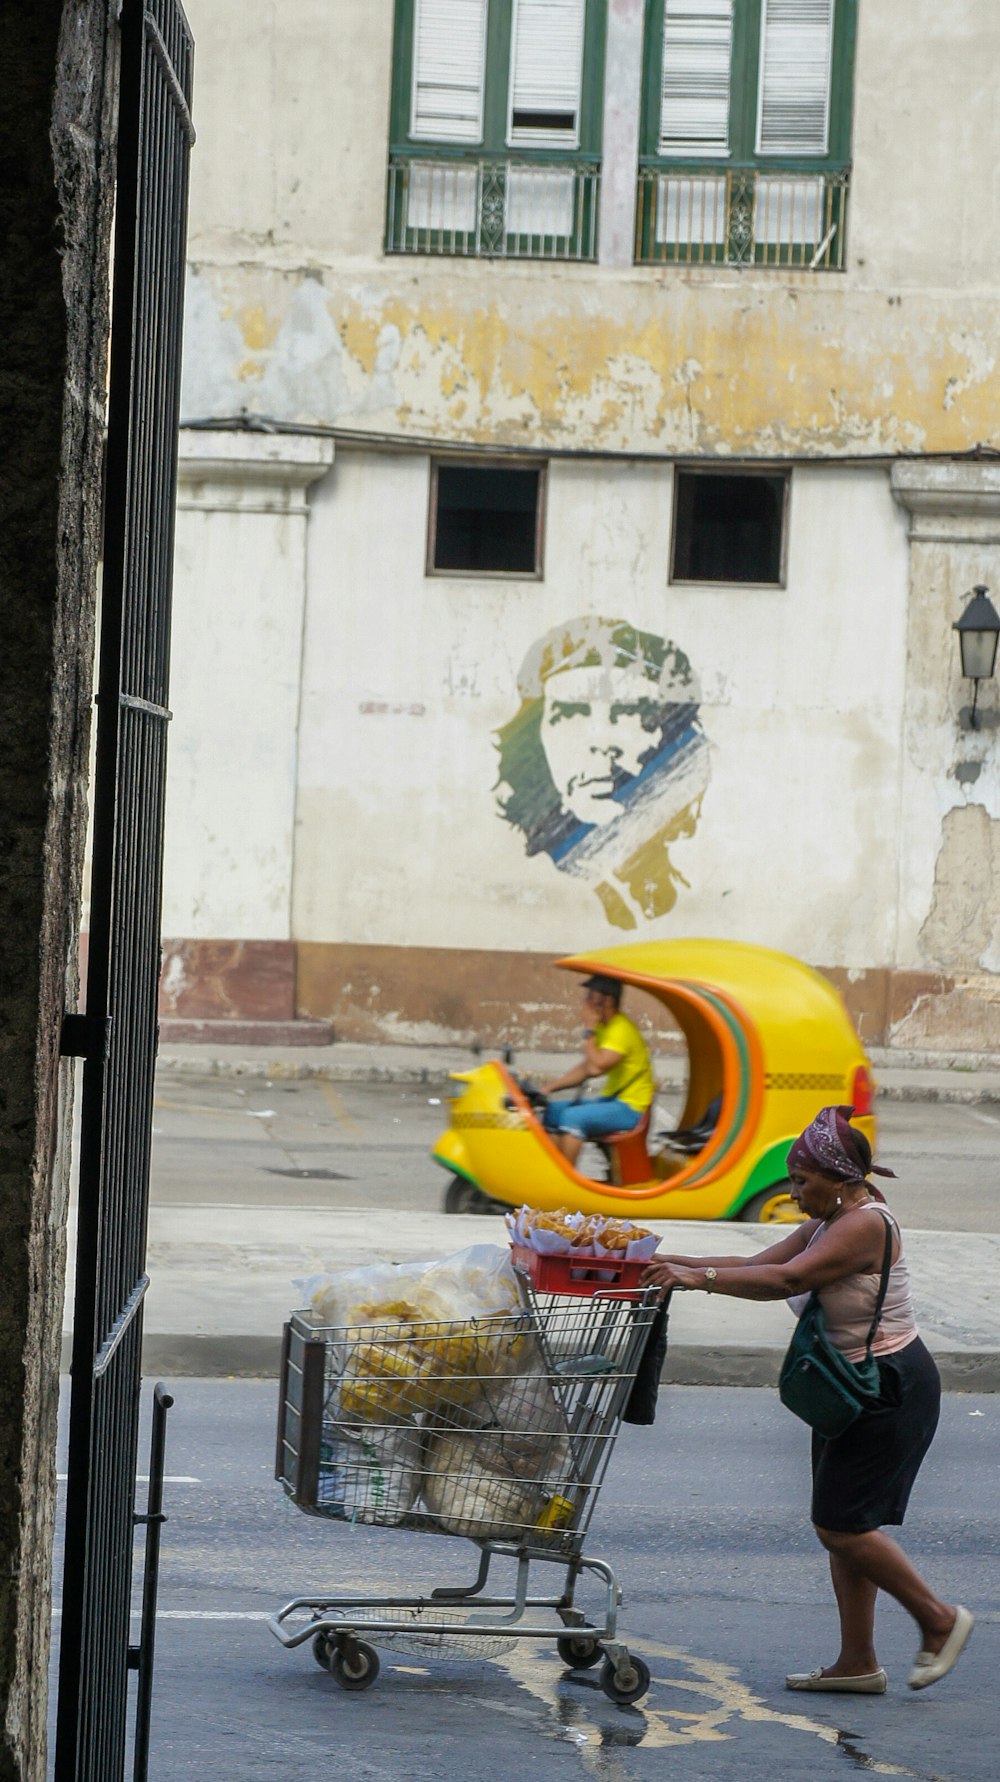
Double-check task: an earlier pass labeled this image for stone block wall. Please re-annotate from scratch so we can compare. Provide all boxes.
[0,5,117,1773]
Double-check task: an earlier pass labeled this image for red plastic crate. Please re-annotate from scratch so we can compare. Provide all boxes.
[510,1243,651,1298]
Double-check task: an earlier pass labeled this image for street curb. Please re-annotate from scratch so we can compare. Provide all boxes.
[154,1050,1000,1105]
[84,1335,1000,1391]
[877,1084,1000,1105]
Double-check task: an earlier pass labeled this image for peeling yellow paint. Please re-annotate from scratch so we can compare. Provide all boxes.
[237,358,265,381]
[243,280,1000,457]
[440,361,467,398]
[237,304,279,352]
[339,307,390,377]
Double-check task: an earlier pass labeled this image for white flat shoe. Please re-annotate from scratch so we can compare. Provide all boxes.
[786,1667,888,1694]
[908,1606,974,1690]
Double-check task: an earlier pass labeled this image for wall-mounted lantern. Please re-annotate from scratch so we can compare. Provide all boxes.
[953,584,1000,728]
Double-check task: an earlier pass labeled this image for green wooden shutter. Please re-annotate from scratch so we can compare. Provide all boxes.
[659,0,735,158]
[410,0,488,142]
[756,0,834,156]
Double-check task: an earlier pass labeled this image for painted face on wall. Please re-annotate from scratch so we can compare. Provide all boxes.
[495,616,712,932]
[542,665,661,826]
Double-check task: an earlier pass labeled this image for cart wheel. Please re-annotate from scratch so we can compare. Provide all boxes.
[738,1183,803,1224]
[330,1641,380,1691]
[443,1175,505,1216]
[557,1634,602,1670]
[600,1654,650,1705]
[311,1631,334,1670]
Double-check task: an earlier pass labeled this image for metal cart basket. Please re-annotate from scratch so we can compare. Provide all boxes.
[270,1252,662,1703]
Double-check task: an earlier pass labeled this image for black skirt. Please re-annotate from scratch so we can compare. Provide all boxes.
[810,1335,941,1534]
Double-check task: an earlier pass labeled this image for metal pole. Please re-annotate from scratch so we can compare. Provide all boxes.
[130,1383,174,1782]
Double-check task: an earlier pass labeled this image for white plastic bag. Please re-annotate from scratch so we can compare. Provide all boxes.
[317,1419,422,1525]
[420,1431,550,1539]
[421,1382,570,1540]
[298,1244,521,1331]
[296,1246,526,1431]
[420,1350,572,1540]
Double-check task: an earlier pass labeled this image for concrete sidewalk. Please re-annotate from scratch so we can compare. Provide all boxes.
[156,1038,1000,1104]
[71,1204,1000,1391]
[100,1041,998,1389]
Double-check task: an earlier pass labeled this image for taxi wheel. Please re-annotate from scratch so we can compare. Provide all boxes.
[443,1175,506,1216]
[738,1183,803,1224]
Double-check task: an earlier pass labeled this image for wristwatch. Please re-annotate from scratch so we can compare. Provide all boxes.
[704,1268,717,1292]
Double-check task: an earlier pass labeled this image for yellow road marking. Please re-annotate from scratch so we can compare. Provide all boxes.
[491,1638,912,1774]
[152,1099,256,1119]
[317,1078,364,1137]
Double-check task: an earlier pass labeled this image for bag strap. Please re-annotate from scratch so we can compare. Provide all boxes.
[804,1206,896,1341]
[863,1211,896,1354]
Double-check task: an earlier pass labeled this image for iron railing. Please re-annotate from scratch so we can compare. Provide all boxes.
[54,1,193,1777]
[386,152,600,260]
[635,164,849,270]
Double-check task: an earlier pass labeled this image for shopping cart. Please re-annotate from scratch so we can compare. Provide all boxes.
[270,1247,663,1703]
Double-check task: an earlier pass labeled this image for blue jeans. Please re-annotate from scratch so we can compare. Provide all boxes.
[543,1097,641,1140]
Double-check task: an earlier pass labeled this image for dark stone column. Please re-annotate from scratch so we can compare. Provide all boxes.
[0,5,117,1774]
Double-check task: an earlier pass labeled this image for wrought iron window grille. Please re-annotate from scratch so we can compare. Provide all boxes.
[386,152,600,261]
[635,163,849,270]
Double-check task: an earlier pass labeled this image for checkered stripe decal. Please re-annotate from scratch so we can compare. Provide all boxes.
[452,1111,525,1130]
[764,1073,847,1091]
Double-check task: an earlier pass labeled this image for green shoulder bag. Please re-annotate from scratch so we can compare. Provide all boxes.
[778,1214,894,1441]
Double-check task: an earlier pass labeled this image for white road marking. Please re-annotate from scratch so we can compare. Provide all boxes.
[153,1611,271,1620]
[52,1609,270,1620]
[56,1475,200,1485]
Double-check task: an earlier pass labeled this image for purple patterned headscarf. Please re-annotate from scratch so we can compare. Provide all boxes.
[786,1104,895,1189]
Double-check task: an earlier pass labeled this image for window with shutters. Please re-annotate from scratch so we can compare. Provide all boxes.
[387,0,606,259]
[636,0,856,270]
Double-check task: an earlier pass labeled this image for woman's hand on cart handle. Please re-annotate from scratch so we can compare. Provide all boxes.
[641,1259,706,1294]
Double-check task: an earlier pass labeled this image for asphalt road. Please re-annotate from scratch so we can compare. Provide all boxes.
[149,1075,1000,1230]
[53,1380,998,1782]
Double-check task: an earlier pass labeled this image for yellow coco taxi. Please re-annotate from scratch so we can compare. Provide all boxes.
[432,939,876,1224]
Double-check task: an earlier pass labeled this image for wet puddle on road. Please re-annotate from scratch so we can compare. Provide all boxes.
[386,1638,932,1779]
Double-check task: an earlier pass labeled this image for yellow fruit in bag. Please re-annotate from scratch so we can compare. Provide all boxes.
[339,1341,432,1422]
[339,1324,506,1423]
[420,1330,481,1372]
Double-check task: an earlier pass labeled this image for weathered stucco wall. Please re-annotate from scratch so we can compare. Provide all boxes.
[289,454,909,952]
[162,440,1000,1051]
[0,4,116,1774]
[182,267,1000,459]
[890,463,1000,1049]
[178,0,1000,457]
[158,1,1000,1053]
[162,430,334,941]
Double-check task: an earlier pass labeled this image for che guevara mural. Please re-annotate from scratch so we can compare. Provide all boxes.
[495,617,711,931]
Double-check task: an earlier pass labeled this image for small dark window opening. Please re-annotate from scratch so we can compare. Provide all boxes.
[431,463,542,574]
[511,109,576,133]
[671,470,788,584]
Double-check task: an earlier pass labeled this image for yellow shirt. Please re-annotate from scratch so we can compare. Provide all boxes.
[593,1013,655,1112]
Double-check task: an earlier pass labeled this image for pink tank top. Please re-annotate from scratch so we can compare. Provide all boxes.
[787,1204,918,1362]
